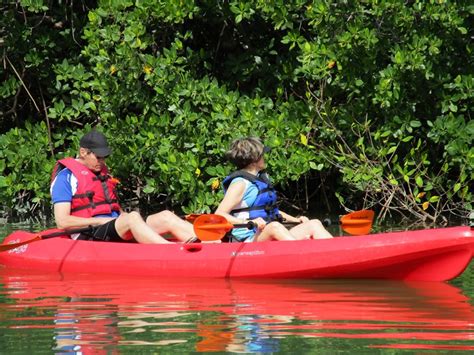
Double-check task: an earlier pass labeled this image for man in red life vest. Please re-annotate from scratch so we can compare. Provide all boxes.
[51,130,196,243]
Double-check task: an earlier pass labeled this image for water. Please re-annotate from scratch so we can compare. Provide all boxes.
[0,222,473,353]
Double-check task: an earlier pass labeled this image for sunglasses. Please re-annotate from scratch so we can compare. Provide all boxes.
[87,150,107,160]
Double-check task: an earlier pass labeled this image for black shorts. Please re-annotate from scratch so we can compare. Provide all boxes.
[77,219,123,242]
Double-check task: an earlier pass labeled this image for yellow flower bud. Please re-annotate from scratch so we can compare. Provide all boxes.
[300,134,308,146]
[416,192,426,199]
[211,179,220,191]
[143,64,153,75]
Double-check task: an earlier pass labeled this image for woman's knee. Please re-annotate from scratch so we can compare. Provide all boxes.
[308,219,333,238]
[265,221,283,232]
[265,222,292,239]
[308,219,324,229]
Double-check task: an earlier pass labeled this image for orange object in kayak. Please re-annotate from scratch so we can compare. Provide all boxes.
[0,226,473,281]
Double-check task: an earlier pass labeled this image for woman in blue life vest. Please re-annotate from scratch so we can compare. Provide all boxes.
[215,137,333,242]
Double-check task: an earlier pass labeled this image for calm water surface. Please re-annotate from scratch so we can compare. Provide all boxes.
[0,222,473,353]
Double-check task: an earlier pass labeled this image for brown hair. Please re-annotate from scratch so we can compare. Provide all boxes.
[225,137,265,169]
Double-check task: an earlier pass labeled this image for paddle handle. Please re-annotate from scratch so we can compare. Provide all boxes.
[187,215,338,228]
[192,210,374,241]
[233,218,334,229]
[232,221,256,229]
[282,218,334,227]
[40,226,95,239]
[0,226,96,253]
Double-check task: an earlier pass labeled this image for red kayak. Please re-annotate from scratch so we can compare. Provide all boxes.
[1,226,473,281]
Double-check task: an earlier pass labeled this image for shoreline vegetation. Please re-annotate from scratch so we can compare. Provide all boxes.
[0,2,472,224]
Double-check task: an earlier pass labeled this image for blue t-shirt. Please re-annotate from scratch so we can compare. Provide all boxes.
[51,167,119,218]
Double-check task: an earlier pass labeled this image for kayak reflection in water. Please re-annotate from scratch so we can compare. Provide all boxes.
[53,302,122,354]
[196,314,282,353]
[50,130,196,244]
[215,137,333,242]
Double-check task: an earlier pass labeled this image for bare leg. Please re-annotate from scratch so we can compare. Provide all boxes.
[146,210,196,242]
[114,211,172,244]
[289,219,333,240]
[255,222,296,242]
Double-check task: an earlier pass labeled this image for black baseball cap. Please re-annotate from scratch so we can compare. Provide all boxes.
[79,130,112,157]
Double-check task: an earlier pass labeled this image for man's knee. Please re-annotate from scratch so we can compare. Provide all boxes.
[119,211,142,226]
[128,211,143,222]
[159,210,176,219]
[146,210,175,225]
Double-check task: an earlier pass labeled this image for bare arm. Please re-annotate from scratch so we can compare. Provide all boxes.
[279,210,309,223]
[54,202,114,229]
[215,181,266,230]
[215,181,247,224]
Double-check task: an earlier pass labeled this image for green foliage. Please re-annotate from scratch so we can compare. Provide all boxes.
[293,0,473,221]
[0,2,93,130]
[0,1,472,222]
[51,3,322,213]
[0,122,55,217]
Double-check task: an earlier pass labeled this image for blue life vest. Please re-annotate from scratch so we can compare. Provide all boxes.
[223,170,281,222]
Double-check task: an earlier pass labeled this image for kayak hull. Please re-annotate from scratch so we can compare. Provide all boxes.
[1,226,473,281]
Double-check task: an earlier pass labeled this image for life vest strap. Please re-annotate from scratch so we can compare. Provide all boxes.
[231,202,277,214]
[93,175,110,182]
[72,191,95,199]
[223,170,273,190]
[70,199,119,213]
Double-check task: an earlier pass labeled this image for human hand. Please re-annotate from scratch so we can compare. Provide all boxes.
[298,216,309,223]
[250,217,267,230]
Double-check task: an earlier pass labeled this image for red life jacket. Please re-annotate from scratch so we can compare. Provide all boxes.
[51,157,121,217]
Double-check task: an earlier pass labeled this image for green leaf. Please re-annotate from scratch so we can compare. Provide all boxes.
[0,176,7,188]
[387,146,397,155]
[415,176,423,187]
[310,162,324,170]
[394,51,403,64]
[142,185,155,194]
